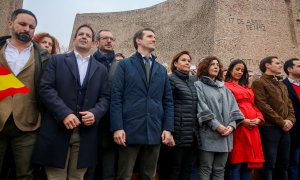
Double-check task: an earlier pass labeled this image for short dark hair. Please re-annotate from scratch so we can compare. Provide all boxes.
[133,28,155,50]
[11,9,37,25]
[95,29,111,41]
[196,55,223,81]
[225,59,249,86]
[170,51,192,72]
[74,24,95,41]
[259,56,278,73]
[283,58,300,75]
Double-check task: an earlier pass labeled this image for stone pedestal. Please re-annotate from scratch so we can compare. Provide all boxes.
[0,0,23,36]
[71,0,300,71]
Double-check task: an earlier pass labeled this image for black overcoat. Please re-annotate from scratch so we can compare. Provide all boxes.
[32,51,110,168]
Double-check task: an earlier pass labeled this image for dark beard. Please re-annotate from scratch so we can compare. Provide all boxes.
[12,28,32,43]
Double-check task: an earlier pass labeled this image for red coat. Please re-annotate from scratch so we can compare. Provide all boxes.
[225,81,265,168]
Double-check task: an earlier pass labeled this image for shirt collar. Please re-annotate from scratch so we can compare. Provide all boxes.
[6,39,33,52]
[141,54,152,60]
[288,77,300,86]
[74,50,90,61]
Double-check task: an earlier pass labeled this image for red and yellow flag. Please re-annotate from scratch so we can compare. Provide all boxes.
[0,66,30,101]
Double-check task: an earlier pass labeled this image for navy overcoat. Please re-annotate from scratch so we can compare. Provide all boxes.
[32,51,110,168]
[110,52,174,145]
[283,78,300,148]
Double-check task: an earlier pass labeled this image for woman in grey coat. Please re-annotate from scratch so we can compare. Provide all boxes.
[194,56,244,180]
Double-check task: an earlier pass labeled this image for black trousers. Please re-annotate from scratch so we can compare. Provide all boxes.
[159,145,196,180]
[96,146,117,180]
[259,126,290,180]
[84,145,117,180]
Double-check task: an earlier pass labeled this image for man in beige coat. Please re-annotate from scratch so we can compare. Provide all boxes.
[0,9,50,179]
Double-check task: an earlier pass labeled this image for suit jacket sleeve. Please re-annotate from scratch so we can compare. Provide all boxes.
[110,61,124,131]
[39,55,73,123]
[162,70,174,132]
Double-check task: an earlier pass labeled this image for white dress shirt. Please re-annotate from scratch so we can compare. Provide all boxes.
[141,54,153,67]
[288,77,300,86]
[4,39,33,75]
[74,51,90,85]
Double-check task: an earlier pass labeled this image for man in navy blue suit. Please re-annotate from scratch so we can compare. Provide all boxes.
[32,24,110,180]
[283,58,300,180]
[110,28,175,180]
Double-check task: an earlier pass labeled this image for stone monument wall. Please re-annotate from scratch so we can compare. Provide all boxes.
[0,0,23,36]
[71,0,300,72]
[214,0,300,69]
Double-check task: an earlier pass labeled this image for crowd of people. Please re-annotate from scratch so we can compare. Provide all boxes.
[0,8,299,180]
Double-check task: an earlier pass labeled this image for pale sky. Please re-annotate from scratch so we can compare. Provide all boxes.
[23,0,166,49]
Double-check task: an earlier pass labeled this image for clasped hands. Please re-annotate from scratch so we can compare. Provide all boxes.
[242,118,261,129]
[216,124,234,136]
[63,111,95,129]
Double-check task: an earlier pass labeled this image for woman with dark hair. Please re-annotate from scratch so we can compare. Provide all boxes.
[165,51,198,180]
[33,32,60,54]
[224,59,264,180]
[159,51,198,180]
[194,56,244,180]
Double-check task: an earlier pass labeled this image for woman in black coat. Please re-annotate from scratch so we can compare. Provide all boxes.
[160,51,199,180]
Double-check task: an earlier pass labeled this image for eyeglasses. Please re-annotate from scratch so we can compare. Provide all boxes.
[99,37,116,41]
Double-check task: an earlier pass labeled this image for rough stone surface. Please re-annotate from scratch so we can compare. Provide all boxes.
[0,0,23,36]
[214,0,300,70]
[71,0,300,71]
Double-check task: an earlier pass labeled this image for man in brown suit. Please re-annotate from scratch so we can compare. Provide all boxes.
[0,9,50,179]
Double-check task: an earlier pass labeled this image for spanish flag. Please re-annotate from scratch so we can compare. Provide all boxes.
[0,66,30,101]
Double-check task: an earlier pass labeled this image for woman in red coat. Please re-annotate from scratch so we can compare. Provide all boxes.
[224,59,265,180]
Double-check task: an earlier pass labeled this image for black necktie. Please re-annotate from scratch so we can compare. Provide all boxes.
[144,56,150,83]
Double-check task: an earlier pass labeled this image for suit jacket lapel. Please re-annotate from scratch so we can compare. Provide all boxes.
[0,45,34,75]
[19,49,34,74]
[0,47,11,71]
[64,51,80,85]
[132,54,148,86]
[284,78,299,100]
[150,60,159,82]
[87,57,98,82]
